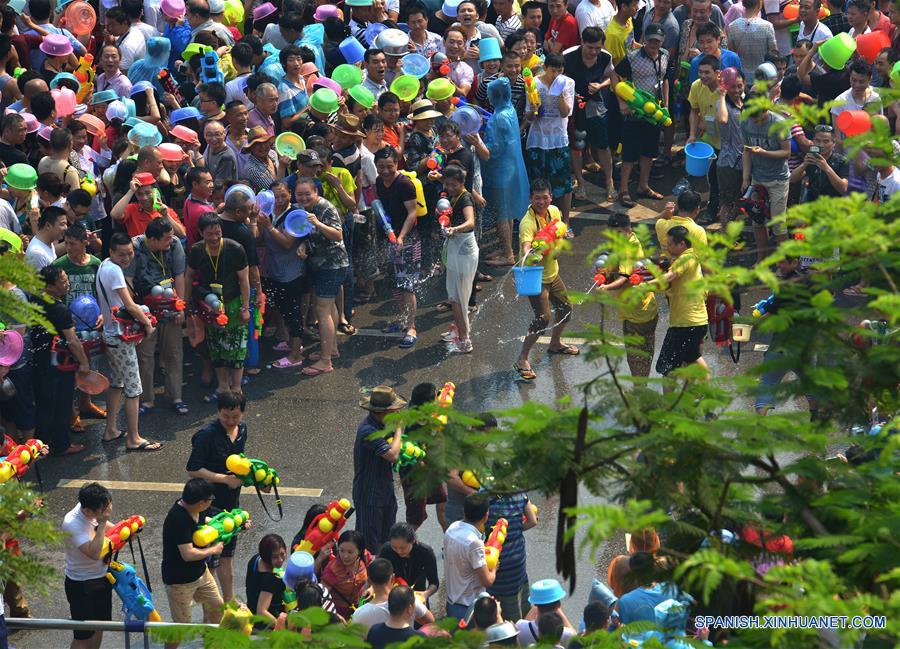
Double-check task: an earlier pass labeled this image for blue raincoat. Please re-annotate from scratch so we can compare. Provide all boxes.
[128,37,171,94]
[482,77,529,221]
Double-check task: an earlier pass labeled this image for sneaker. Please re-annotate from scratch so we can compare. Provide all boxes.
[449,339,473,353]
[440,330,456,342]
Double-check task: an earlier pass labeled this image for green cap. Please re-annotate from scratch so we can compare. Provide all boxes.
[182,43,212,61]
[5,163,37,191]
[309,88,339,115]
[347,84,375,109]
[425,77,455,102]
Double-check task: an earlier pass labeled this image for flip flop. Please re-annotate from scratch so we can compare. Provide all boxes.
[398,334,417,349]
[435,302,452,313]
[307,351,340,362]
[173,401,189,415]
[272,356,304,369]
[476,273,493,282]
[101,431,126,443]
[301,365,334,376]
[549,344,580,356]
[138,403,154,416]
[619,194,635,208]
[513,363,537,380]
[273,341,291,352]
[338,322,357,335]
[202,392,219,403]
[126,441,162,452]
[636,189,664,200]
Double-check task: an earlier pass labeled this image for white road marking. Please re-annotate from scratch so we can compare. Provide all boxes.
[56,479,322,498]
[354,328,405,338]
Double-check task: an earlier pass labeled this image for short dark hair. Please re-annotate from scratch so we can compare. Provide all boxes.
[78,482,112,511]
[187,0,210,19]
[388,522,417,543]
[1,113,23,133]
[231,42,254,68]
[122,0,143,20]
[409,382,436,408]
[530,178,551,195]
[847,0,870,12]
[521,0,543,15]
[16,70,41,94]
[279,11,304,32]
[107,7,129,24]
[677,190,702,214]
[258,534,287,564]
[667,225,692,248]
[373,146,398,162]
[583,601,610,632]
[29,0,52,22]
[696,21,721,40]
[187,166,212,191]
[64,223,88,242]
[182,477,214,504]
[37,172,67,197]
[849,59,873,77]
[406,3,427,20]
[442,163,466,184]
[543,53,565,70]
[38,206,66,229]
[698,54,720,71]
[367,558,394,585]
[780,74,803,100]
[437,120,461,138]
[537,611,565,641]
[607,213,631,229]
[109,232,133,250]
[198,82,226,105]
[463,493,490,522]
[50,127,73,153]
[387,585,415,615]
[336,529,366,556]
[31,91,55,121]
[246,72,274,94]
[581,27,605,45]
[145,217,174,240]
[38,264,64,286]
[198,213,222,233]
[377,91,400,109]
[217,390,246,411]
[473,596,498,629]
[364,48,385,63]
[279,44,304,68]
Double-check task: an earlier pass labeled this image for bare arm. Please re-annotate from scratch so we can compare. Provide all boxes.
[110,187,135,221]
[522,501,538,531]
[115,285,153,328]
[177,540,223,562]
[381,427,404,463]
[474,563,497,587]
[447,204,476,235]
[397,199,418,241]
[61,327,90,372]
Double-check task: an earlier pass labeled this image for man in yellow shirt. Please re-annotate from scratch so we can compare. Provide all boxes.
[605,0,639,64]
[687,54,728,220]
[514,179,577,381]
[599,214,659,377]
[654,191,708,256]
[651,226,709,386]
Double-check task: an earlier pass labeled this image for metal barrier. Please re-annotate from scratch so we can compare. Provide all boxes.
[6,617,217,649]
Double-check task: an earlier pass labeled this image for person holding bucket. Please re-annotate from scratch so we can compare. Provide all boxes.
[514,179,577,382]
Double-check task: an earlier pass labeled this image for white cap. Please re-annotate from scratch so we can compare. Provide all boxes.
[208,0,225,13]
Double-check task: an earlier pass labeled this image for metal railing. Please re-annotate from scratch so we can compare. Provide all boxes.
[6,617,217,649]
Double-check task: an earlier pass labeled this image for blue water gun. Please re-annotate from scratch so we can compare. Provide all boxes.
[106,560,161,622]
[200,50,224,85]
[752,294,775,317]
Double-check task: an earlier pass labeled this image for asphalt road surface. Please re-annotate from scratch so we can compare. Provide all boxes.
[9,200,776,649]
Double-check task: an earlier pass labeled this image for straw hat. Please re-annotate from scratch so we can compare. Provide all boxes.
[242,125,274,151]
[407,98,442,121]
[332,113,365,137]
[359,385,408,412]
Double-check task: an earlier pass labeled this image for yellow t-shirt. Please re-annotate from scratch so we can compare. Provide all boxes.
[656,215,707,256]
[666,249,708,327]
[612,233,658,324]
[319,167,357,216]
[605,17,634,64]
[520,204,562,284]
[687,79,721,150]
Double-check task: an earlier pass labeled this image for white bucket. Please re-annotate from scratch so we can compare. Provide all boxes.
[732,323,753,342]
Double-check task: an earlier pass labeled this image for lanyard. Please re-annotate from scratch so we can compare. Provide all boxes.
[147,247,168,279]
[206,239,223,280]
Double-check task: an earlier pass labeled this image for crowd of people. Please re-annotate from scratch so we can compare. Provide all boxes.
[0,0,897,644]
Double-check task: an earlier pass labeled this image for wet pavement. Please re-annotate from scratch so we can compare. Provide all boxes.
[10,170,776,648]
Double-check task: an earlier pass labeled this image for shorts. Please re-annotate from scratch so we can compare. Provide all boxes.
[389,234,422,294]
[525,147,573,198]
[165,568,224,624]
[102,333,142,398]
[65,576,112,640]
[655,325,707,376]
[621,119,661,163]
[586,115,610,150]
[401,477,448,528]
[527,276,572,335]
[754,178,789,236]
[311,266,350,299]
[717,165,743,208]
[0,364,35,430]
[206,298,248,369]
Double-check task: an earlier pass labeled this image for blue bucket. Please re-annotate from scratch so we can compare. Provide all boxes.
[684,141,715,177]
[339,36,366,64]
[513,265,544,296]
[284,209,313,238]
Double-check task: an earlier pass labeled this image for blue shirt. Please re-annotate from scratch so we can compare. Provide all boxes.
[487,492,530,597]
[616,583,692,625]
[689,48,742,85]
[164,23,193,72]
[352,414,395,507]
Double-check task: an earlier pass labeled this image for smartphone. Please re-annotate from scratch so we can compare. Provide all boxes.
[809,145,820,156]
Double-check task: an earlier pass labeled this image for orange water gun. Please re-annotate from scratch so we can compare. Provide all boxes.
[484,518,508,570]
[74,54,95,103]
[522,68,541,118]
[435,381,455,425]
[100,515,146,559]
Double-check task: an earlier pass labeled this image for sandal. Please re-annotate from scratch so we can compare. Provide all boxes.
[338,322,357,335]
[308,351,340,362]
[138,403,154,416]
[272,356,304,369]
[126,441,162,452]
[606,187,618,202]
[584,162,602,173]
[435,302,453,313]
[573,185,587,201]
[549,344,580,356]
[399,334,417,349]
[202,392,219,403]
[636,188,664,200]
[301,365,334,376]
[173,401,189,415]
[842,285,865,296]
[513,363,537,381]
[101,431,126,443]
[619,193,635,208]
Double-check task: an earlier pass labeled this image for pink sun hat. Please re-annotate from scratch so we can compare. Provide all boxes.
[170,124,199,144]
[252,2,277,21]
[160,0,186,19]
[314,4,342,20]
[39,34,74,58]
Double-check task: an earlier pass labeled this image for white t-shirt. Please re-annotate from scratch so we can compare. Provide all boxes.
[830,87,883,120]
[517,618,577,647]
[117,28,148,72]
[874,167,900,204]
[351,598,428,630]
[763,0,792,54]
[796,20,832,43]
[96,259,127,336]
[575,0,615,33]
[443,521,487,606]
[24,236,56,270]
[62,504,107,581]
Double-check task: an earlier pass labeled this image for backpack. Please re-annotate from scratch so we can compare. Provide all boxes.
[399,170,427,217]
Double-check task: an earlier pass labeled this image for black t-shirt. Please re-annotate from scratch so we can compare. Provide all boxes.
[564,47,612,99]
[446,148,475,192]
[187,239,248,301]
[185,419,247,511]
[377,541,439,591]
[162,500,205,585]
[448,191,476,229]
[245,554,285,617]
[366,623,424,649]
[810,69,850,105]
[806,152,849,200]
[219,219,259,267]
[0,142,27,167]
[375,174,418,233]
[429,14,451,37]
[31,296,74,367]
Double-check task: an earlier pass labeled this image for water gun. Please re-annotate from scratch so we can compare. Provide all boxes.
[80,173,97,197]
[158,69,184,104]
[627,260,655,285]
[226,454,279,489]
[193,289,229,327]
[436,195,452,232]
[200,50,224,85]
[372,199,397,244]
[461,469,481,489]
[274,567,298,611]
[529,219,567,259]
[220,606,252,636]
[522,68,541,118]
[0,439,49,483]
[50,333,105,371]
[392,437,426,471]
[106,560,161,622]
[426,148,446,172]
[451,96,493,121]
[73,54,95,104]
[435,381,455,425]
[294,498,353,554]
[111,305,157,344]
[142,284,186,320]
[1,434,14,456]
[615,81,672,127]
[252,292,265,341]
[484,518,508,570]
[752,294,775,318]
[193,508,250,547]
[593,252,612,286]
[100,515,146,559]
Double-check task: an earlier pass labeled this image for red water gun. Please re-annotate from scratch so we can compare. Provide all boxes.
[0,439,49,483]
[142,284,186,319]
[436,194,452,230]
[158,69,183,104]
[111,306,156,344]
[484,518,508,570]
[529,219,567,258]
[627,260,655,285]
[435,381,455,425]
[294,498,354,554]
[50,333,105,371]
[100,515,146,559]
[193,289,229,328]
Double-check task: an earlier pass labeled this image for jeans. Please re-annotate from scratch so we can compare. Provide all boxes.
[446,601,468,622]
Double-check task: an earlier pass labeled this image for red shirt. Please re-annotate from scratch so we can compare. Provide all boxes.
[182,196,215,248]
[122,203,178,238]
[548,14,581,51]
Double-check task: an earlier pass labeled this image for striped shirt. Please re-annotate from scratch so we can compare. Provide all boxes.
[475,72,526,120]
[495,13,522,41]
[278,79,309,121]
[486,493,530,597]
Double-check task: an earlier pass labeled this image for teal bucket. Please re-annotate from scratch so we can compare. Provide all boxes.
[513,265,544,296]
[685,141,715,177]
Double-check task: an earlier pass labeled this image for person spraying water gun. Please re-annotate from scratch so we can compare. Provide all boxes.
[522,68,541,118]
[752,295,775,317]
[527,220,568,263]
[73,54,95,103]
[100,515,146,558]
[484,518,508,570]
[226,453,283,520]
[294,499,354,554]
[614,81,673,127]
[193,509,251,547]
[371,199,398,244]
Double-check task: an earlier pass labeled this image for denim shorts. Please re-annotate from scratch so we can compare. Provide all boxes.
[312,266,349,299]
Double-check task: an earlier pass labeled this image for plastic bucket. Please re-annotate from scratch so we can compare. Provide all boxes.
[835,109,872,137]
[720,66,740,90]
[685,141,715,177]
[283,209,313,237]
[331,63,362,90]
[339,36,366,64]
[450,105,482,136]
[52,87,77,116]
[0,330,24,366]
[782,1,798,19]
[513,265,544,296]
[390,74,420,102]
[818,33,856,71]
[275,132,305,159]
[402,53,430,79]
[855,30,890,64]
[732,323,753,342]
[65,0,96,36]
[76,370,109,395]
[255,189,275,216]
